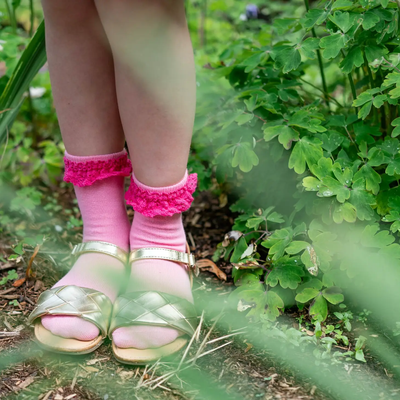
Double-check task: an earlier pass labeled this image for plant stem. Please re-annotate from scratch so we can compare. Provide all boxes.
[4,0,17,33]
[29,0,34,37]
[341,50,357,112]
[304,0,330,108]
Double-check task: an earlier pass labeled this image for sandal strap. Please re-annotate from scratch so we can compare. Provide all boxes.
[72,241,129,264]
[129,247,198,275]
[27,285,113,338]
[109,291,198,338]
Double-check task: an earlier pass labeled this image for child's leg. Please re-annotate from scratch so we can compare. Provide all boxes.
[40,0,131,340]
[94,0,196,348]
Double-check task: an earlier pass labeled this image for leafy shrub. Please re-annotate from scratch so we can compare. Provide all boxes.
[194,0,400,325]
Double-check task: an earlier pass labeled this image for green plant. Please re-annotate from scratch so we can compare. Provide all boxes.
[194,0,400,326]
[0,269,18,284]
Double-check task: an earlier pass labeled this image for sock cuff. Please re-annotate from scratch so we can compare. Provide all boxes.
[125,171,197,217]
[64,149,132,187]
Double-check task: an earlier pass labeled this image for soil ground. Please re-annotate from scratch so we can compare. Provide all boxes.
[1,189,400,400]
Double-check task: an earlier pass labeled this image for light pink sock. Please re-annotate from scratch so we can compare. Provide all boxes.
[112,171,197,349]
[41,150,132,341]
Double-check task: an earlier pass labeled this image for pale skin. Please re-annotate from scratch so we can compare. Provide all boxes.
[41,0,196,347]
[41,0,195,187]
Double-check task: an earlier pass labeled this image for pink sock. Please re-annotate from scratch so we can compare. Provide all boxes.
[112,171,197,349]
[41,150,132,341]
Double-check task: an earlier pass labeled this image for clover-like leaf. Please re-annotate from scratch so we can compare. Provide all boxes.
[299,37,320,59]
[309,293,328,321]
[322,286,344,304]
[264,290,285,321]
[273,46,301,74]
[232,142,259,173]
[320,33,348,59]
[302,9,328,29]
[329,11,358,33]
[288,137,324,174]
[349,178,376,220]
[333,201,357,223]
[354,164,381,195]
[362,11,380,30]
[263,125,299,150]
[266,257,304,289]
[340,46,363,74]
[285,241,310,255]
[331,0,353,10]
[295,287,320,303]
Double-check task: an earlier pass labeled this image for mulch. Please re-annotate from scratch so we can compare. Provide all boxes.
[0,189,397,399]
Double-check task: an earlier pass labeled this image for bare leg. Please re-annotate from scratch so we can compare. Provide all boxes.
[40,0,131,341]
[94,0,196,186]
[42,0,125,155]
[94,0,196,349]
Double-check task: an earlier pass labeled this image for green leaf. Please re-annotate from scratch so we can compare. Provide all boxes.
[365,45,388,63]
[309,294,328,321]
[329,11,357,33]
[354,164,381,195]
[235,113,254,125]
[318,131,344,153]
[273,46,301,74]
[358,102,372,120]
[349,178,376,220]
[333,201,357,223]
[232,142,259,173]
[320,176,351,203]
[331,0,353,10]
[289,110,326,133]
[295,288,320,303]
[384,72,400,87]
[362,11,380,30]
[302,9,328,29]
[264,291,285,321]
[0,21,47,144]
[264,125,299,149]
[266,258,304,289]
[231,237,248,263]
[301,246,319,276]
[285,241,310,255]
[386,155,400,175]
[299,37,320,59]
[322,287,344,304]
[246,217,265,229]
[289,137,324,174]
[320,33,348,59]
[353,91,373,107]
[340,46,364,74]
[373,95,387,108]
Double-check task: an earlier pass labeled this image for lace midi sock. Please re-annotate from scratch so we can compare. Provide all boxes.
[41,150,132,340]
[112,171,197,349]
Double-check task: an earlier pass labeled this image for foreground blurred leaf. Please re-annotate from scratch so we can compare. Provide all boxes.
[0,21,46,144]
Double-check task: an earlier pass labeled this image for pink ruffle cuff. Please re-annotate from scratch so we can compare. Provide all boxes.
[125,171,198,217]
[64,149,132,187]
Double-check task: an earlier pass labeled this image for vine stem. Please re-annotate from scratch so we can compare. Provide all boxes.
[341,50,357,111]
[29,0,34,37]
[304,0,330,108]
[4,0,16,33]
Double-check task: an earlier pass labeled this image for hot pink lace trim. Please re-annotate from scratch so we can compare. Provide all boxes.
[64,153,132,187]
[125,173,198,217]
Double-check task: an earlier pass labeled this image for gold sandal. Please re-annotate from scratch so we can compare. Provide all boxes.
[28,241,129,355]
[109,246,199,365]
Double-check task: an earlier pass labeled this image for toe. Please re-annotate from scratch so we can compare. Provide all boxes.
[41,315,100,341]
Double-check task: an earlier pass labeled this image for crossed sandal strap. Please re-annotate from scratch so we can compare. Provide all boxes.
[109,291,198,338]
[129,246,199,276]
[27,285,113,338]
[72,241,129,265]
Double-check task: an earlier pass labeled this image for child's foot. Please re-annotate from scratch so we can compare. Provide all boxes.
[41,151,131,341]
[112,172,196,349]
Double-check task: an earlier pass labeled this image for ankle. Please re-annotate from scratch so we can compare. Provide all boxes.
[130,212,186,252]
